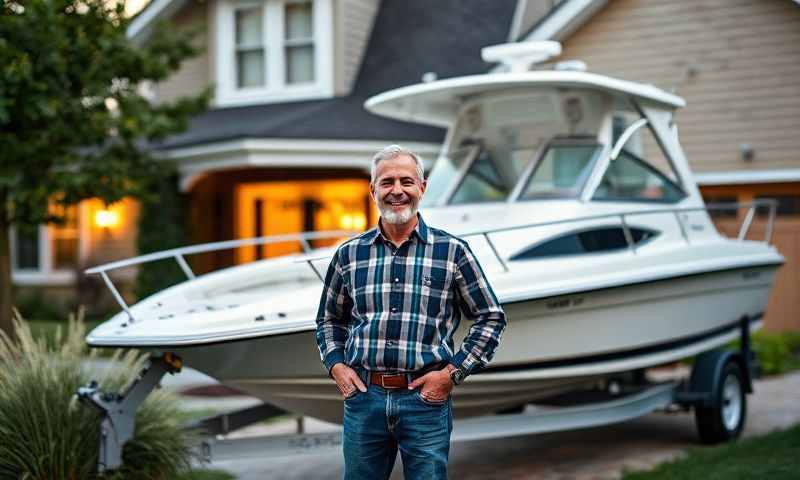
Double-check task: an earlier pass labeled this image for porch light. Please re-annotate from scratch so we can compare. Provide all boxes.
[95,209,119,228]
[339,213,367,231]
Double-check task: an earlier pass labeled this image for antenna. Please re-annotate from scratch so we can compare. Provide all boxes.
[481,41,562,73]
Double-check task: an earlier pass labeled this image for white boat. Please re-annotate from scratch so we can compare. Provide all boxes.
[85,42,783,424]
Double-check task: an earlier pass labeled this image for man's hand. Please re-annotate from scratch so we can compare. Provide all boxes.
[331,363,367,399]
[407,365,455,403]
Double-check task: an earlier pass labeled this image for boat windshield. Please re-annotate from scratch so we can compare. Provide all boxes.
[421,90,608,206]
[518,143,602,200]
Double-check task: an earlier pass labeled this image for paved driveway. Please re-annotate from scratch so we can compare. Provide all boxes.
[204,371,800,479]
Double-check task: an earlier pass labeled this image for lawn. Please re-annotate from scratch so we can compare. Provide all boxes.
[622,424,800,479]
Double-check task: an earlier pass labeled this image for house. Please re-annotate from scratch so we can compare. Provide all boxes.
[12,0,798,332]
[10,0,522,309]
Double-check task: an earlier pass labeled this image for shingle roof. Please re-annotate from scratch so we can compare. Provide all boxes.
[153,0,518,150]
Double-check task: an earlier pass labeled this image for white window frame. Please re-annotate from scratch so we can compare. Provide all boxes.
[215,0,334,107]
[10,203,88,286]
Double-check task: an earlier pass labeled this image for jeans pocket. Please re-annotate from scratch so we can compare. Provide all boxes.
[416,390,448,406]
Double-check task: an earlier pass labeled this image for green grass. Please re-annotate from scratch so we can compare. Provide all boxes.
[622,424,800,479]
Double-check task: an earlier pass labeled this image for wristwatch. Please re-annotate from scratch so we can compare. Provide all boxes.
[449,366,467,385]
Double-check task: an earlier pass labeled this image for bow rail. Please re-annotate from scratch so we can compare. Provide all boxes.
[85,230,355,322]
[86,201,776,321]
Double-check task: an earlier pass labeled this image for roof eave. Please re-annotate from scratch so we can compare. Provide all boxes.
[127,0,189,43]
[523,0,608,42]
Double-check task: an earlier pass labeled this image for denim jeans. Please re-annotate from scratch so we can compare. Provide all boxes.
[342,371,453,480]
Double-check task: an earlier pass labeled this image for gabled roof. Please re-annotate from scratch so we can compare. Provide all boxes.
[152,0,518,150]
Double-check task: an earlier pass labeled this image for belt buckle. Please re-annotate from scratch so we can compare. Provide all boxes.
[379,373,403,389]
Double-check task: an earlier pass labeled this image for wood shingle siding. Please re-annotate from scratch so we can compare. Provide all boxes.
[337,0,379,94]
[153,0,211,105]
[559,0,800,174]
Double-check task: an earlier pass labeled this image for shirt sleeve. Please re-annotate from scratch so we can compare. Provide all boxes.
[314,248,353,374]
[449,241,507,377]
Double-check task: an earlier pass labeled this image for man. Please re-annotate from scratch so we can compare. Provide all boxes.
[315,145,506,479]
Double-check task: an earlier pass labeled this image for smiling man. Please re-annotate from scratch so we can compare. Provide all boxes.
[315,145,507,479]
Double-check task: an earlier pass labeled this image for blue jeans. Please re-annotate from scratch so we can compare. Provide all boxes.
[342,372,453,480]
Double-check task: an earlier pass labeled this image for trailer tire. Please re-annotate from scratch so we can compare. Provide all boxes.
[694,360,747,444]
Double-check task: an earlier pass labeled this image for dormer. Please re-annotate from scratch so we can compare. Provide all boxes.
[214,0,334,107]
[128,0,379,107]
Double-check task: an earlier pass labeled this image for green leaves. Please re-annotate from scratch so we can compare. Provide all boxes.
[0,0,209,227]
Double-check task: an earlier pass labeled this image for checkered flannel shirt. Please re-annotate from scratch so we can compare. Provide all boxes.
[315,214,506,379]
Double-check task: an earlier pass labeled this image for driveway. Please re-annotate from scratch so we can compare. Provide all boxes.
[197,371,800,479]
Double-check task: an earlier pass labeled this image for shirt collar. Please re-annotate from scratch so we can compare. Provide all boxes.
[369,213,431,245]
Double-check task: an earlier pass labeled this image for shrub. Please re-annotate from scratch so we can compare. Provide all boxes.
[750,331,800,376]
[0,312,201,479]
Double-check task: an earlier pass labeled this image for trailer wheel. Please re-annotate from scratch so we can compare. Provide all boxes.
[694,360,747,444]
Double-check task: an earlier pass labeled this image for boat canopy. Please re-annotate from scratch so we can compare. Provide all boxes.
[364,71,686,128]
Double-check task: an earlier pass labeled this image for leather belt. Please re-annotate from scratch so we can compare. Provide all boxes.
[366,361,447,390]
[369,371,409,389]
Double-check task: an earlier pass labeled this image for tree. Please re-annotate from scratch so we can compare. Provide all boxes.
[0,0,211,336]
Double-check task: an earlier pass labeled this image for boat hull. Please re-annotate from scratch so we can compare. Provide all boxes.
[168,264,775,423]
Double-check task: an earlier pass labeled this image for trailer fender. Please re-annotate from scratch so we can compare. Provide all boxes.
[688,349,754,409]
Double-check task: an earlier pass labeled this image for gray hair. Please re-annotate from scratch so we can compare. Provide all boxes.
[370,144,425,185]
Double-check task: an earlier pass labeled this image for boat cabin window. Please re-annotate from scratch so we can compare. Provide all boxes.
[595,116,685,202]
[422,91,608,206]
[518,142,601,200]
[450,144,529,205]
[509,226,657,261]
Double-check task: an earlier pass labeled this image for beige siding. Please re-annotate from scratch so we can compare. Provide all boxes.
[334,0,379,95]
[559,0,800,173]
[153,0,212,104]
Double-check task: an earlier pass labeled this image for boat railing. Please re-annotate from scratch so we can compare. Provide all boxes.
[84,230,355,322]
[85,200,776,322]
[462,199,778,272]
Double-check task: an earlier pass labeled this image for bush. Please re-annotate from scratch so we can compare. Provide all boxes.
[750,331,800,376]
[0,312,201,479]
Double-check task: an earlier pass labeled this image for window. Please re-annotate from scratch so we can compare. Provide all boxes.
[216,0,333,107]
[509,226,657,261]
[14,227,40,270]
[11,204,80,284]
[450,146,527,205]
[594,152,685,202]
[50,203,79,270]
[284,1,314,84]
[420,145,476,207]
[756,194,800,217]
[235,7,265,88]
[594,119,685,203]
[519,143,601,200]
[703,195,738,219]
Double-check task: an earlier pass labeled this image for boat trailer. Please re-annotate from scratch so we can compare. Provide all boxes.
[77,316,758,471]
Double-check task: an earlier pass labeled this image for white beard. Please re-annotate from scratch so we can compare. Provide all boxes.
[376,198,418,225]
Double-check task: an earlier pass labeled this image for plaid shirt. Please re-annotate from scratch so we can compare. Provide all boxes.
[315,214,506,378]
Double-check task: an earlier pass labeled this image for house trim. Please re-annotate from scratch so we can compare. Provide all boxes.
[694,169,800,186]
[522,0,608,42]
[127,0,190,42]
[161,138,442,191]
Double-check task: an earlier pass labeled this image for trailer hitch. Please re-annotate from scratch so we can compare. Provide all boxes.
[76,353,183,472]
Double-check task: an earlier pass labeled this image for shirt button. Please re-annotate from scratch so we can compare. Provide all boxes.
[394,277,400,283]
[387,340,395,346]
[391,307,397,313]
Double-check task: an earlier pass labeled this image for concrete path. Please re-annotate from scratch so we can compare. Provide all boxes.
[196,371,800,480]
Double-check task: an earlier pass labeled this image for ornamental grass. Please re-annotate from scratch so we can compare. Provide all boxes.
[0,311,199,480]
